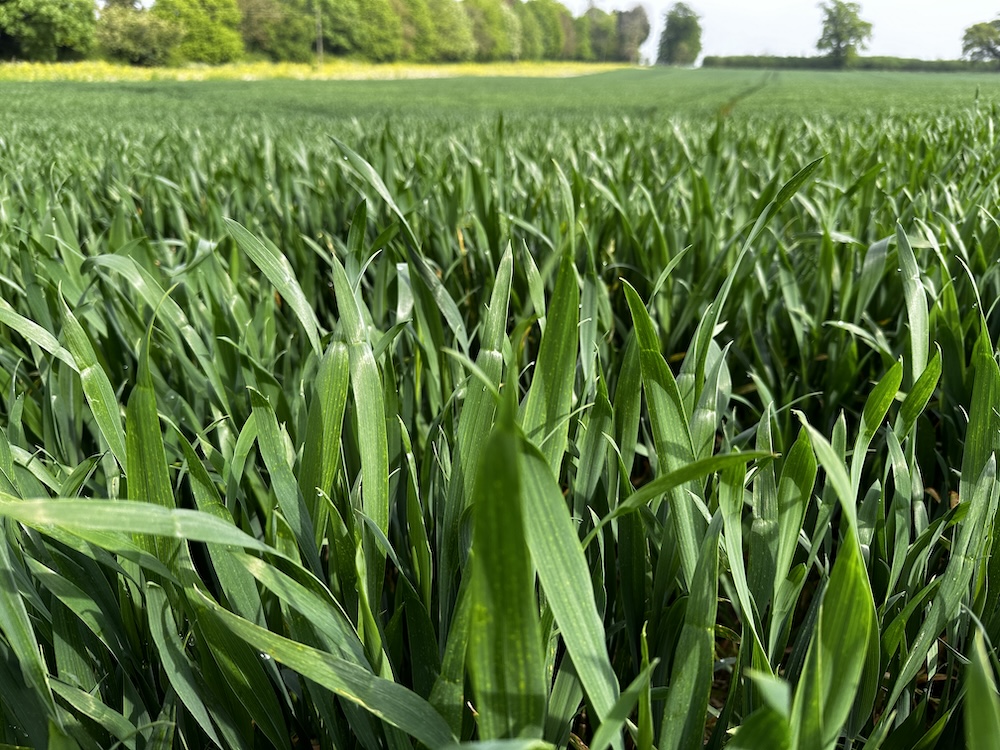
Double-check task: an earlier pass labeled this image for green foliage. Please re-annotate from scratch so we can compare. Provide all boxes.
[573,13,593,61]
[322,0,403,61]
[395,0,437,61]
[317,0,358,56]
[153,0,244,63]
[502,2,523,60]
[657,2,701,66]
[554,3,576,59]
[516,1,544,60]
[817,0,872,67]
[0,0,94,61]
[702,54,998,72]
[526,0,566,60]
[352,0,403,61]
[963,19,1000,64]
[966,633,1000,750]
[615,4,649,63]
[3,71,1000,748]
[463,0,518,62]
[0,0,643,67]
[426,0,475,60]
[585,6,617,61]
[236,0,314,62]
[97,5,180,66]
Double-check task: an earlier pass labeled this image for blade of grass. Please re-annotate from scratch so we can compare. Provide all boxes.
[224,219,322,357]
[248,388,321,575]
[440,246,512,629]
[966,632,1000,750]
[789,532,874,750]
[589,660,659,750]
[126,330,178,565]
[0,522,59,727]
[467,395,546,740]
[328,248,389,612]
[59,293,127,471]
[520,438,621,743]
[623,281,700,586]
[0,498,274,553]
[298,341,350,542]
[584,451,773,546]
[523,249,579,476]
[850,359,903,497]
[659,513,722,750]
[895,224,928,383]
[145,583,222,746]
[195,588,456,748]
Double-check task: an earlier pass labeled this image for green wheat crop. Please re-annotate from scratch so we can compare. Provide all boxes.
[0,73,999,749]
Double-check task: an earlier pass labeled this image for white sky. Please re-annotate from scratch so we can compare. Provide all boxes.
[562,1,1000,62]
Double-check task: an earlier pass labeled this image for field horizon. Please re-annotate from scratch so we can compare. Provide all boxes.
[4,68,1000,125]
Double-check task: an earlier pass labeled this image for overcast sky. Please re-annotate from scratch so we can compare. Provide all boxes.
[562,1,1000,62]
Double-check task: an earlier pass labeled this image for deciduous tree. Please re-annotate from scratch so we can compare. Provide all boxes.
[394,0,438,61]
[585,6,616,61]
[515,1,544,60]
[0,0,95,61]
[153,0,244,63]
[463,0,518,61]
[962,19,1000,64]
[616,5,649,64]
[356,0,404,61]
[525,0,565,59]
[98,4,180,65]
[816,0,872,67]
[320,0,403,61]
[426,0,475,60]
[657,2,701,66]
[556,3,576,58]
[236,0,313,62]
[574,12,592,60]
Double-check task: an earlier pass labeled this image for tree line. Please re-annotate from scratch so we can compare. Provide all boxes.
[656,1,877,68]
[658,1,1000,68]
[0,0,651,67]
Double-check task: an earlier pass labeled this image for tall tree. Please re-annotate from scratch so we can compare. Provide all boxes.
[615,5,649,64]
[585,6,616,61]
[502,1,523,60]
[97,3,180,66]
[153,0,244,63]
[394,0,438,61]
[515,1,544,60]
[556,3,576,58]
[657,2,701,66]
[463,0,517,61]
[426,0,475,60]
[317,0,357,55]
[0,0,95,61]
[236,0,313,62]
[321,0,403,61]
[354,0,404,60]
[574,12,592,61]
[525,0,565,59]
[963,19,1000,64]
[816,0,872,67]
